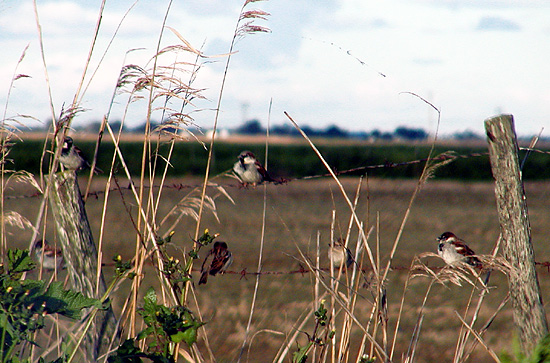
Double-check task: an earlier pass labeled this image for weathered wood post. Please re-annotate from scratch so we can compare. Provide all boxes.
[48,170,118,360]
[485,114,548,353]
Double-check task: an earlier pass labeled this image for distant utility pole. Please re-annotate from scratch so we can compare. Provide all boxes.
[241,102,250,123]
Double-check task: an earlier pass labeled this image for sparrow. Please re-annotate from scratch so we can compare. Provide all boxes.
[437,231,481,268]
[233,150,277,186]
[59,136,100,172]
[34,239,64,270]
[328,239,353,268]
[199,241,233,285]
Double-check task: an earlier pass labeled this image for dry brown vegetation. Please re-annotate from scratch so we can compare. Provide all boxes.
[3,1,550,362]
[6,176,550,361]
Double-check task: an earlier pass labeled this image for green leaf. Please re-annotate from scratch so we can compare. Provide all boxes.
[40,281,103,319]
[107,339,143,363]
[7,356,22,363]
[20,279,46,292]
[8,249,35,274]
[49,356,68,363]
[0,311,17,338]
[146,356,174,363]
[143,287,157,305]
[293,342,313,363]
[169,330,187,344]
[179,326,199,346]
[136,327,153,341]
[530,333,550,363]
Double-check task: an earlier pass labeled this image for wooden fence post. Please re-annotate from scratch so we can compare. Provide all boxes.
[48,170,118,361]
[485,114,548,353]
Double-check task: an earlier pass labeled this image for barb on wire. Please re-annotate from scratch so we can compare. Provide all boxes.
[4,149,499,200]
[7,146,550,201]
[178,260,550,278]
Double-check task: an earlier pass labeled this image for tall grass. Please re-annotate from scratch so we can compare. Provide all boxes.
[0,1,532,362]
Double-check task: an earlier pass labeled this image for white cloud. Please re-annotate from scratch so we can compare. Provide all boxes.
[476,16,521,31]
[0,0,549,137]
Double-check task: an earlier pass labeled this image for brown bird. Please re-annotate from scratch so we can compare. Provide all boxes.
[60,136,101,173]
[437,231,481,267]
[328,239,353,268]
[233,150,276,186]
[199,241,233,285]
[34,239,64,270]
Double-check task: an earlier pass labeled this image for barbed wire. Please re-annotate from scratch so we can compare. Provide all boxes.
[298,150,487,180]
[95,261,550,278]
[37,260,550,284]
[0,150,491,200]
[214,261,550,277]
[5,146,550,201]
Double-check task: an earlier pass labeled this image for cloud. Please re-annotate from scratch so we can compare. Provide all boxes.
[369,18,391,29]
[0,0,549,136]
[476,16,521,31]
[412,58,444,66]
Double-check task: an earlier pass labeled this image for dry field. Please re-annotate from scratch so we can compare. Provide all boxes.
[6,175,550,362]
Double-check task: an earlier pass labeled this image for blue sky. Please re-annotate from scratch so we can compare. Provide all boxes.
[1,0,549,136]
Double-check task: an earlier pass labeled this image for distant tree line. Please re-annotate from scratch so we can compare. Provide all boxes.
[235,119,435,141]
[36,119,178,135]
[34,118,492,141]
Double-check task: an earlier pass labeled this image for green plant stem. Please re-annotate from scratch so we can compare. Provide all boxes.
[66,273,123,363]
[1,326,9,363]
[2,344,17,363]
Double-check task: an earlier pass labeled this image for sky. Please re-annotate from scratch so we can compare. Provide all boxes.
[0,0,549,137]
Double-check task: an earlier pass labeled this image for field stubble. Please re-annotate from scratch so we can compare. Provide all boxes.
[6,176,550,361]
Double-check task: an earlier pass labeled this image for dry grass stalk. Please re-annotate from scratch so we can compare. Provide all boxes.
[329,210,337,363]
[246,329,285,362]
[79,11,221,360]
[454,311,500,362]
[315,230,322,362]
[411,252,511,289]
[284,111,379,277]
[389,258,415,361]
[461,293,511,361]
[293,242,388,362]
[453,235,506,362]
[1,46,30,258]
[5,1,528,362]
[273,293,328,363]
[337,180,368,362]
[401,251,513,362]
[193,0,270,244]
[236,162,269,362]
[368,96,446,363]
[404,278,435,363]
[238,95,273,363]
[128,7,207,341]
[285,110,429,363]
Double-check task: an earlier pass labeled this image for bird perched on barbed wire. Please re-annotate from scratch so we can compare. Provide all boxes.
[233,150,281,187]
[60,136,101,173]
[34,239,64,271]
[437,231,481,268]
[328,238,353,269]
[199,241,233,285]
